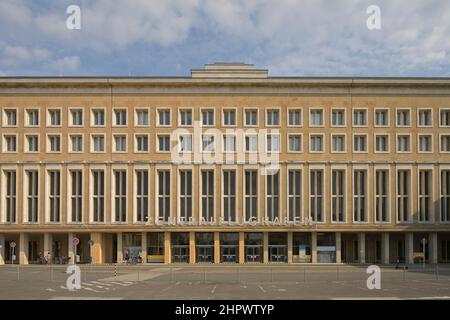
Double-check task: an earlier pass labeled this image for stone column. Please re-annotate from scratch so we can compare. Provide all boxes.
[189,231,195,264]
[141,232,147,264]
[382,232,390,264]
[43,233,53,263]
[0,234,5,265]
[214,232,220,264]
[429,232,438,264]
[239,232,245,264]
[164,231,171,264]
[287,232,293,264]
[19,233,29,265]
[90,232,103,264]
[311,232,317,263]
[67,233,75,264]
[358,232,366,264]
[116,232,123,263]
[263,232,269,264]
[405,232,414,265]
[335,232,342,263]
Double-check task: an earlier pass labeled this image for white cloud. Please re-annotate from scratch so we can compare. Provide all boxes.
[47,56,81,74]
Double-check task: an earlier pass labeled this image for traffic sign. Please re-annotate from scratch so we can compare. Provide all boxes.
[72,237,80,246]
[10,241,16,248]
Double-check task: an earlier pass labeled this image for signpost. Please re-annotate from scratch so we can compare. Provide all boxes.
[72,237,79,264]
[10,241,16,264]
[87,240,94,264]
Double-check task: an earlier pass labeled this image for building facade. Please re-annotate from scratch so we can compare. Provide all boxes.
[0,63,450,265]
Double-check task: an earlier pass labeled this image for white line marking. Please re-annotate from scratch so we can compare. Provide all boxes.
[257,285,266,293]
[211,284,217,294]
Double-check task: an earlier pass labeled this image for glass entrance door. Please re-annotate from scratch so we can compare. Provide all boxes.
[245,245,262,263]
[220,245,238,263]
[269,245,287,262]
[196,245,214,263]
[172,245,189,263]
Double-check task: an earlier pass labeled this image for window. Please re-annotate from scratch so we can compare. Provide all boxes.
[266,134,280,152]
[440,109,450,127]
[397,170,410,222]
[353,135,367,152]
[70,135,83,152]
[288,135,302,152]
[114,109,127,126]
[397,135,411,152]
[223,109,236,126]
[158,170,170,222]
[223,170,236,223]
[92,109,105,126]
[375,170,389,222]
[245,109,258,126]
[136,170,149,223]
[419,170,432,222]
[244,170,258,221]
[92,135,105,152]
[135,135,149,152]
[418,109,432,127]
[92,170,105,222]
[310,135,323,152]
[418,135,432,153]
[48,135,61,152]
[353,170,367,222]
[5,171,16,223]
[375,135,389,152]
[70,109,83,126]
[202,109,214,126]
[179,170,193,222]
[288,109,301,126]
[26,135,39,152]
[266,109,280,126]
[136,109,149,126]
[26,171,38,223]
[158,135,170,152]
[201,171,214,222]
[4,135,17,152]
[48,171,60,222]
[4,109,17,126]
[202,135,215,152]
[158,109,171,126]
[266,172,280,221]
[245,135,257,152]
[114,135,127,152]
[309,170,323,222]
[114,170,127,222]
[179,134,192,152]
[441,170,450,222]
[309,109,323,126]
[332,109,345,126]
[353,109,366,126]
[375,109,388,126]
[48,109,61,126]
[332,135,345,152]
[332,170,345,222]
[441,135,450,152]
[70,171,82,223]
[180,109,192,126]
[288,170,302,222]
[223,135,236,152]
[396,109,410,126]
[26,109,39,126]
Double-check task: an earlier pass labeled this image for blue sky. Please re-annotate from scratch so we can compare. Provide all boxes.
[0,0,449,77]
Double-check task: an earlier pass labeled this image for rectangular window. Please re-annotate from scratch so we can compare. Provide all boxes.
[5,171,16,223]
[49,109,61,126]
[71,109,83,126]
[397,109,410,126]
[114,170,127,222]
[418,135,432,152]
[4,135,17,152]
[353,135,367,152]
[179,170,193,221]
[92,170,105,222]
[223,110,236,126]
[375,109,388,126]
[136,110,149,126]
[397,170,410,222]
[288,109,301,126]
[309,109,323,126]
[223,170,236,223]
[266,172,279,221]
[418,109,432,127]
[267,134,280,152]
[158,109,171,126]
[245,135,257,152]
[92,109,105,126]
[353,170,367,222]
[288,170,302,222]
[353,109,366,126]
[48,135,61,152]
[114,109,127,126]
[48,171,60,222]
[310,135,323,152]
[70,171,82,223]
[158,135,170,152]
[92,135,105,152]
[245,110,258,126]
[440,110,450,127]
[136,135,149,152]
[332,135,345,152]
[202,110,214,126]
[397,135,411,152]
[180,110,192,126]
[179,134,192,152]
[70,135,83,152]
[266,109,280,126]
[201,171,214,222]
[441,135,450,152]
[202,135,215,152]
[332,170,345,222]
[26,171,38,223]
[158,170,170,222]
[27,109,39,126]
[375,135,388,152]
[375,170,389,222]
[114,135,127,152]
[26,135,39,152]
[332,110,345,126]
[223,135,236,152]
[441,170,450,222]
[419,170,432,222]
[309,170,323,222]
[288,135,302,152]
[244,170,258,221]
[136,170,149,223]
[4,109,17,126]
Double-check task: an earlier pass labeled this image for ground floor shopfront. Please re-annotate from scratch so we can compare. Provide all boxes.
[1,231,450,265]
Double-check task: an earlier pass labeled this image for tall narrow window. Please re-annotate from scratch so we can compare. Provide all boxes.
[202,110,214,126]
[332,170,345,222]
[114,170,127,222]
[179,171,192,222]
[266,110,280,126]
[114,110,127,126]
[353,109,367,126]
[201,171,214,222]
[266,172,279,221]
[440,110,450,127]
[92,170,105,222]
[4,109,17,126]
[223,110,236,126]
[71,109,83,126]
[419,170,432,222]
[441,170,450,222]
[92,109,105,126]
[180,110,192,126]
[332,110,345,126]
[244,170,258,221]
[397,170,410,222]
[5,171,16,223]
[158,171,170,222]
[288,109,301,126]
[136,110,149,126]
[136,170,149,223]
[309,170,323,222]
[245,110,258,126]
[27,171,38,223]
[223,170,236,223]
[70,171,82,223]
[353,170,366,222]
[418,109,432,126]
[27,109,39,126]
[309,109,323,126]
[375,170,389,222]
[375,109,388,126]
[288,170,301,222]
[49,171,60,222]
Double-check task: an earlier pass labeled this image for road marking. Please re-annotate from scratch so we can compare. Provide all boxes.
[211,284,217,294]
[50,297,122,300]
[257,285,266,293]
[46,288,56,292]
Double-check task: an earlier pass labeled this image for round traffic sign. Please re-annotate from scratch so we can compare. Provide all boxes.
[10,241,16,248]
[72,237,80,246]
[87,240,94,246]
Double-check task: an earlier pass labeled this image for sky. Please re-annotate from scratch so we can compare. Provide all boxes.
[0,0,449,77]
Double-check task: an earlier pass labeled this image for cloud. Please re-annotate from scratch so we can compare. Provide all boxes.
[47,56,81,74]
